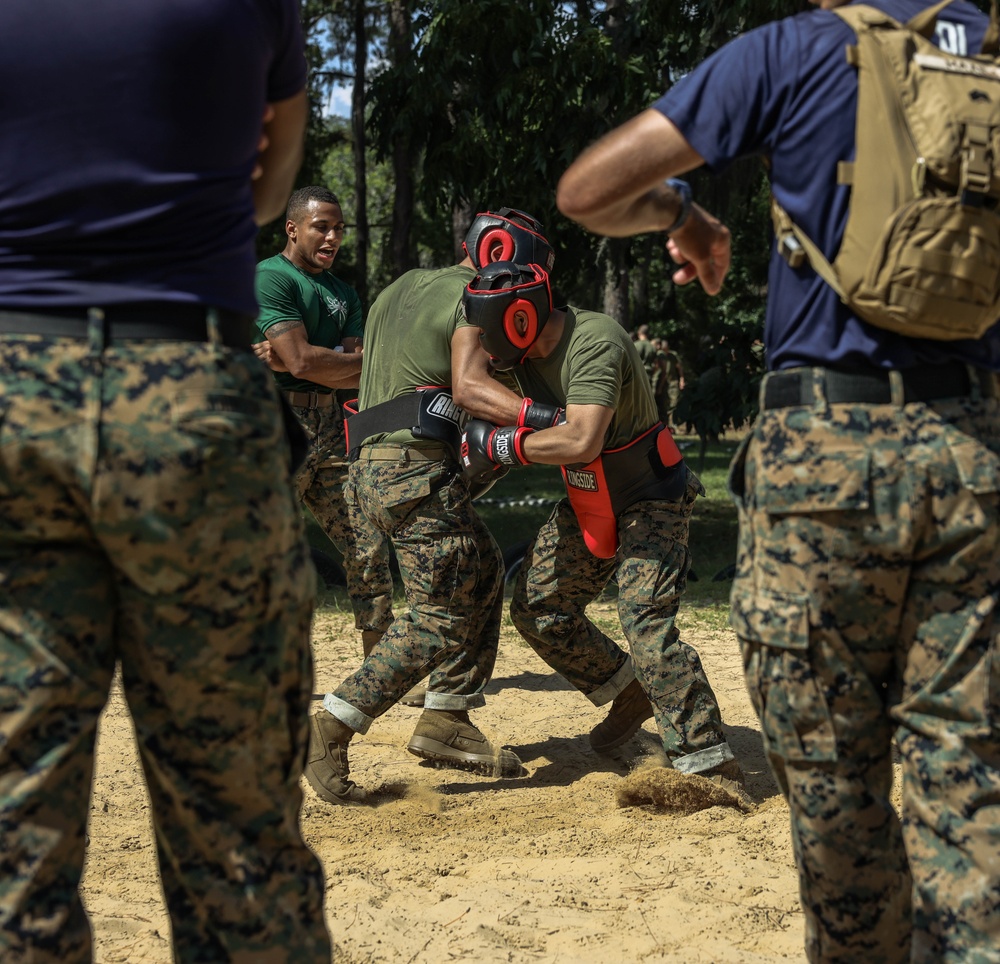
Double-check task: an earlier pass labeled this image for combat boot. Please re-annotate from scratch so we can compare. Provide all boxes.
[407,709,522,776]
[699,758,753,809]
[304,712,365,806]
[589,677,655,753]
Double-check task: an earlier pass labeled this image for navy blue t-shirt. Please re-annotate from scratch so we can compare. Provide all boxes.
[0,0,306,315]
[655,0,1000,372]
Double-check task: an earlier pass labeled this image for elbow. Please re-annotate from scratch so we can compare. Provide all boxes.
[555,175,587,224]
[452,382,472,412]
[284,358,312,381]
[556,170,601,227]
[576,441,604,464]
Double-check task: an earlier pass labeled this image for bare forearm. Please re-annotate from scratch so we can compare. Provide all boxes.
[558,110,731,295]
[522,406,612,466]
[286,349,362,389]
[519,423,602,466]
[454,373,524,424]
[557,110,703,235]
[559,172,690,238]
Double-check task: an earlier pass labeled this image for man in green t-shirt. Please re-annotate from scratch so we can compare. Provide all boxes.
[305,209,555,805]
[459,262,746,807]
[632,324,658,387]
[660,339,684,427]
[254,186,393,655]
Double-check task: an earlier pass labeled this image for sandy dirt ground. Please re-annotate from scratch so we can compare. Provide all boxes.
[80,600,814,963]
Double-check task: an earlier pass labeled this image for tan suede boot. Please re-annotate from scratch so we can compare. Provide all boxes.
[407,709,522,776]
[699,758,753,809]
[304,712,365,805]
[588,678,655,753]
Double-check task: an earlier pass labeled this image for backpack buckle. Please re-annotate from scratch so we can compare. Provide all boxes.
[779,234,805,269]
[960,123,993,201]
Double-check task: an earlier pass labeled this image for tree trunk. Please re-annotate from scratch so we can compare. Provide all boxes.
[452,200,473,264]
[389,0,417,277]
[630,234,652,331]
[601,238,630,329]
[351,0,368,305]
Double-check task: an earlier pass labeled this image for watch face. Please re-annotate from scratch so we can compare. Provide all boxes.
[665,178,692,234]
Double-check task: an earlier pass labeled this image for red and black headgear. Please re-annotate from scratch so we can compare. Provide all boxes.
[462,262,553,371]
[462,208,555,272]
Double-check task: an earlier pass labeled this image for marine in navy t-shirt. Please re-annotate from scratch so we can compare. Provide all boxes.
[654,0,1000,372]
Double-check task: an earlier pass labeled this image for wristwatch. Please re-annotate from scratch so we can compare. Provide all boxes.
[665,178,692,234]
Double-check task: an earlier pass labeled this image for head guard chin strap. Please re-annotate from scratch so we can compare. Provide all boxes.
[462,208,555,272]
[462,262,553,371]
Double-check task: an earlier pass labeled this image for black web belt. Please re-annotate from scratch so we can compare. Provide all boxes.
[346,394,425,460]
[762,362,996,410]
[0,303,253,349]
[346,391,465,463]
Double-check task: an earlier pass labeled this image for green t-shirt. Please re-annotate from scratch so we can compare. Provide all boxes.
[357,264,474,445]
[254,253,364,393]
[510,307,660,452]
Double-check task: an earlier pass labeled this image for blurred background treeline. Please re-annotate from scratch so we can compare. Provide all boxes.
[263,1,823,441]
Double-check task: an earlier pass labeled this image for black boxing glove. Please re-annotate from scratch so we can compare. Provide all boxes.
[461,419,534,471]
[461,419,502,480]
[517,397,566,429]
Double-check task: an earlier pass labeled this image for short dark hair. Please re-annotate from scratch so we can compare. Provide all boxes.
[286,186,341,224]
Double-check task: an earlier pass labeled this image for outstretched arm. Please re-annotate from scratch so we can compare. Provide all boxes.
[556,109,731,296]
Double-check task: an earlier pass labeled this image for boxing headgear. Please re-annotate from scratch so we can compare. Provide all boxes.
[462,262,553,371]
[462,208,555,272]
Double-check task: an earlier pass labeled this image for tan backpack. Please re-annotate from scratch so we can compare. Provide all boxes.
[772,0,1000,340]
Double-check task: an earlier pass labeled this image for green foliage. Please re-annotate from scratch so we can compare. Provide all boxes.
[296,1,813,461]
[319,118,397,303]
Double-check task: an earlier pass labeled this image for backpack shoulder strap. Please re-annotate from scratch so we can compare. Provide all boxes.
[830,1,954,37]
[982,0,1000,55]
[770,196,848,302]
[830,3,901,33]
[907,0,958,39]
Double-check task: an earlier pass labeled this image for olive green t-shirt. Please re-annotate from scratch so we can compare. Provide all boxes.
[510,307,660,452]
[356,264,474,445]
[254,253,364,393]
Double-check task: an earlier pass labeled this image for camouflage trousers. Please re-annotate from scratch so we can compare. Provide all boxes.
[323,448,503,731]
[292,404,393,637]
[0,331,330,963]
[730,371,1000,964]
[509,469,733,774]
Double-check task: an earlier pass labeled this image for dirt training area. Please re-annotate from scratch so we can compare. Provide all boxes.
[81,602,827,963]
